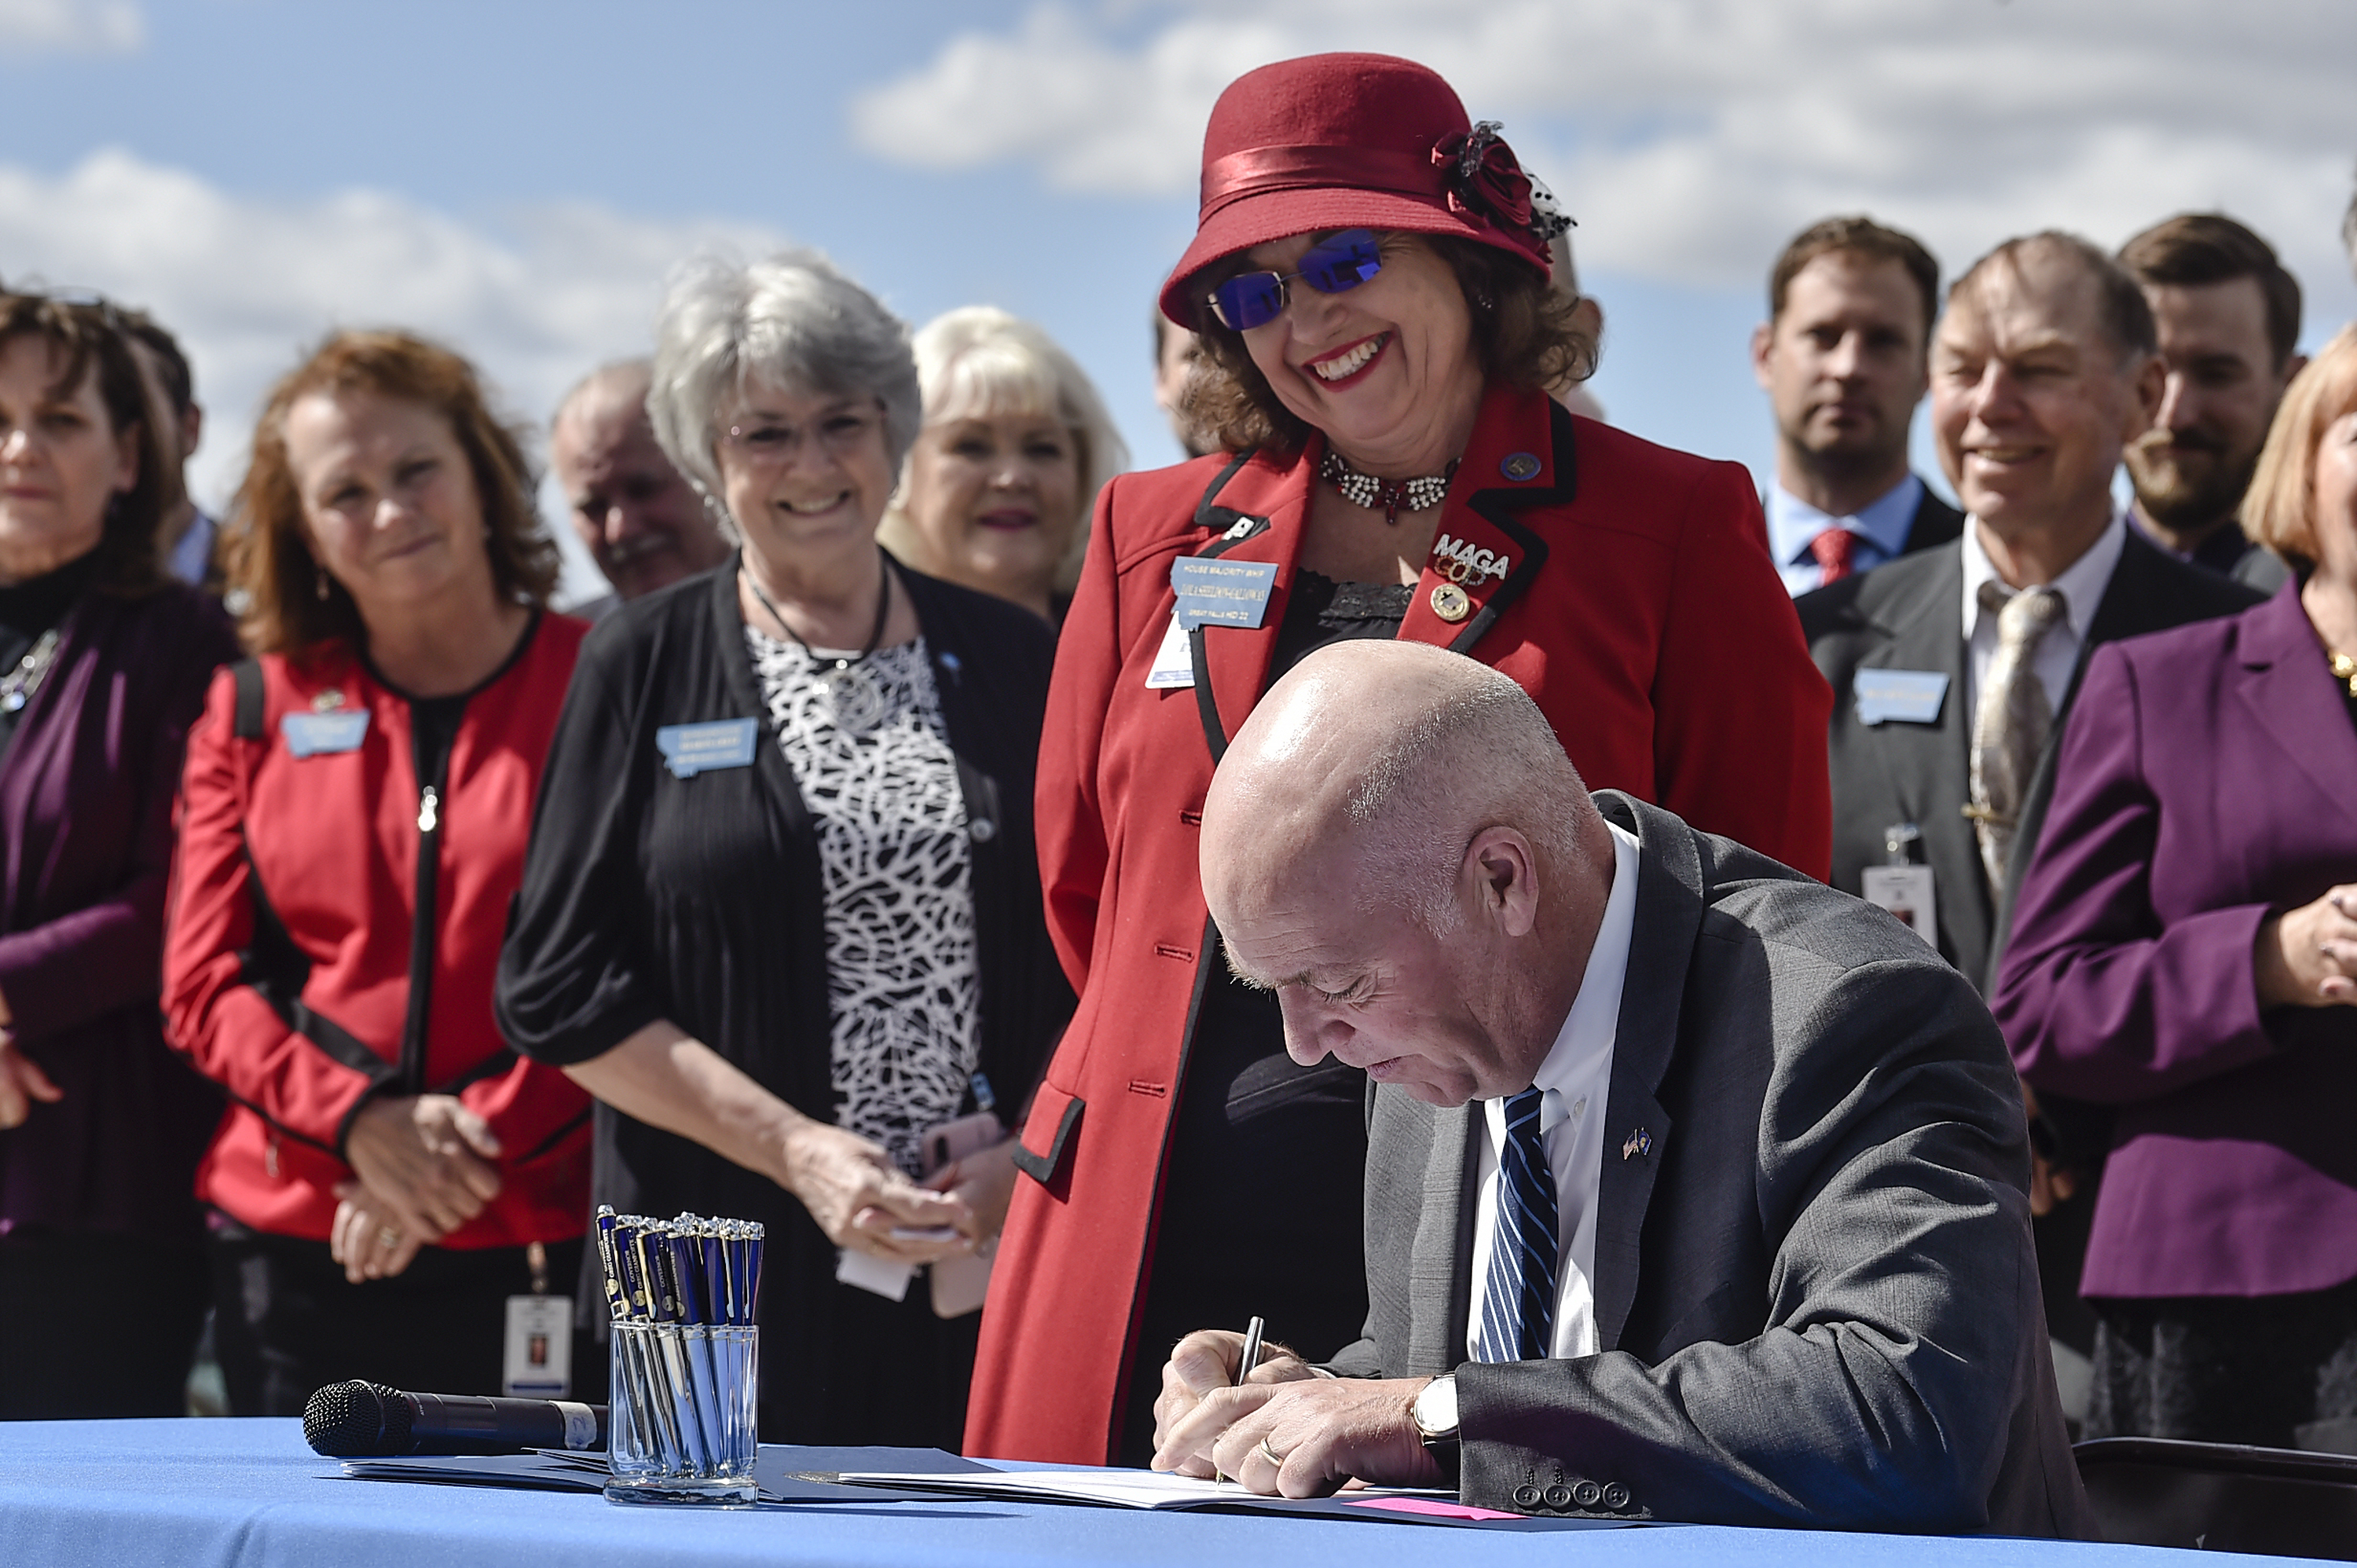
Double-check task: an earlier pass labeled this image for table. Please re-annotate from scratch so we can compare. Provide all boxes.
[0,1420,2290,1567]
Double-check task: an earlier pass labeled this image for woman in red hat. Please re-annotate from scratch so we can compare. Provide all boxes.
[967,52,1831,1465]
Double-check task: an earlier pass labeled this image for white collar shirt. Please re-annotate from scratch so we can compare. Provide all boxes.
[1766,474,1926,597]
[1465,819,1640,1363]
[1959,507,2125,720]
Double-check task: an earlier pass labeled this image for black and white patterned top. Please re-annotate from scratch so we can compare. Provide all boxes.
[746,628,980,1175]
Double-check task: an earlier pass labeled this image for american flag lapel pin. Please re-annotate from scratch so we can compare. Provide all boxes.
[1622,1128,1651,1161]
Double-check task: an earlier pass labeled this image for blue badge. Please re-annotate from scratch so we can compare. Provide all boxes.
[1500,452,1541,482]
[655,718,760,779]
[1170,557,1277,630]
[280,709,370,758]
[1854,669,1951,727]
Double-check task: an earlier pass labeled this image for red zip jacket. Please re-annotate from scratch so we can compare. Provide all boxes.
[163,614,592,1246]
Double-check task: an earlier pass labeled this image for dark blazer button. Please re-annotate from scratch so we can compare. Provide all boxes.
[1602,1482,1630,1509]
[1572,1480,1602,1507]
[969,818,997,843]
[1512,1485,1543,1509]
[1543,1485,1574,1509]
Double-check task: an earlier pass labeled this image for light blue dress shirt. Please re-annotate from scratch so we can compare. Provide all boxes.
[1768,474,1925,596]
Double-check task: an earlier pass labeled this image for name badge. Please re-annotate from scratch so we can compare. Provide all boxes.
[1144,614,1194,689]
[1854,669,1950,726]
[1170,557,1277,630]
[502,1293,574,1399]
[655,718,759,779]
[1860,865,1938,950]
[280,710,370,758]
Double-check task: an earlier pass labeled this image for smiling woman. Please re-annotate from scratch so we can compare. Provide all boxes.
[496,251,1071,1448]
[163,331,595,1414]
[881,306,1127,624]
[0,292,239,1420]
[967,52,1835,1470]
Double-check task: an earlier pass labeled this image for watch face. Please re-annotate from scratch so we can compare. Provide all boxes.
[1413,1374,1458,1438]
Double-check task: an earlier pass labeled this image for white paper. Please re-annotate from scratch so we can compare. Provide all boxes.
[837,1468,1250,1509]
[836,1247,916,1301]
[1144,614,1194,689]
[1860,864,1938,949]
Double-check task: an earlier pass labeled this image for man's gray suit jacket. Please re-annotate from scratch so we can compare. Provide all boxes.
[1796,527,2261,995]
[1329,793,2093,1536]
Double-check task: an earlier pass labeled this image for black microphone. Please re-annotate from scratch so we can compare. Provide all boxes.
[303,1379,608,1456]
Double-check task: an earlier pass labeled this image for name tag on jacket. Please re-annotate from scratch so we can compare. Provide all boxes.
[656,718,760,779]
[280,710,370,758]
[1170,557,1277,630]
[1854,669,1950,726]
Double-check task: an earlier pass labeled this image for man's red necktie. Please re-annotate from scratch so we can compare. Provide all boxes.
[1810,527,1856,585]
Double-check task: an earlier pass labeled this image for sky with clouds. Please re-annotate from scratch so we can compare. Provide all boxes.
[3,0,2352,602]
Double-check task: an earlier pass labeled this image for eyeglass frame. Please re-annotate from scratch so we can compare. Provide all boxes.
[717,397,889,470]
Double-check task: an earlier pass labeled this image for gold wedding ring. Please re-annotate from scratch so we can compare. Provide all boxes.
[377,1225,401,1249]
[1258,1435,1286,1467]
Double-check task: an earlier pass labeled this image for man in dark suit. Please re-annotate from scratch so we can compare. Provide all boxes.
[1151,640,2090,1534]
[1800,232,2260,998]
[1800,234,2262,1412]
[1752,216,1965,595]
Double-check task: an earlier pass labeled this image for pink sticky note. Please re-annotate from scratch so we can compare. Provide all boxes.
[1345,1495,1526,1522]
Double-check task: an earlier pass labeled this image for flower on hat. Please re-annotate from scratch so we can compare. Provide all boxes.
[1433,123,1574,248]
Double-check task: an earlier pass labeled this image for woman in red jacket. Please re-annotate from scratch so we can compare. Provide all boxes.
[164,332,592,1412]
[966,53,1831,1465]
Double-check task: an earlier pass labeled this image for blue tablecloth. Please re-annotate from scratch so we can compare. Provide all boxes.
[0,1419,2282,1567]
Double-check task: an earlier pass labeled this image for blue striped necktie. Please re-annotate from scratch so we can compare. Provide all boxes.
[1475,1086,1559,1363]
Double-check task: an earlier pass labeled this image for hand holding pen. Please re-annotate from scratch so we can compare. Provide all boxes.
[1146,1318,1320,1475]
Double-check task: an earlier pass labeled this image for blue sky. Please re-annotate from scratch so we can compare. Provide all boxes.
[3,1,2352,601]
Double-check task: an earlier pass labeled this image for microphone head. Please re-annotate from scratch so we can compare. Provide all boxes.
[302,1379,412,1456]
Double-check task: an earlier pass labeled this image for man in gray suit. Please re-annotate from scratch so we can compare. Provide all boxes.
[1151,640,2090,1534]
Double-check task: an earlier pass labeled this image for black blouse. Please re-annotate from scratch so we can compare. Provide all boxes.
[496,556,1070,1441]
[1116,570,1411,1465]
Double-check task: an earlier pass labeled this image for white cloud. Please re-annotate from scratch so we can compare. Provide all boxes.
[851,0,2357,299]
[0,149,790,600]
[0,0,141,53]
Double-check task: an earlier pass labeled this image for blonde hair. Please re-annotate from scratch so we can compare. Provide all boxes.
[2241,322,2357,569]
[882,306,1126,595]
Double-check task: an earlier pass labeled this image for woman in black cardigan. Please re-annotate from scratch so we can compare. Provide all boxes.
[497,251,1069,1446]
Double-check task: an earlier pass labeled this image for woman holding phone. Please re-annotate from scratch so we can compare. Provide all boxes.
[497,251,1069,1446]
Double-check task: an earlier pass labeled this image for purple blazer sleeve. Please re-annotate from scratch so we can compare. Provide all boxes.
[1989,642,2281,1102]
[0,592,237,1042]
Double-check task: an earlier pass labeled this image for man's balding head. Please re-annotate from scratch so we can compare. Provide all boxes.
[1202,642,1611,1106]
[550,358,729,600]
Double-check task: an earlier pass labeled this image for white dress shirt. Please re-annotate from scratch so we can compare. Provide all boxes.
[1766,474,1925,597]
[1959,508,2125,721]
[1465,820,1640,1363]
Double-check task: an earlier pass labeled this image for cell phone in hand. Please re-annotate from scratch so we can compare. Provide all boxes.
[919,1110,1003,1319]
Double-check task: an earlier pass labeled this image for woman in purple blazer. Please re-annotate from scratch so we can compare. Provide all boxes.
[0,292,239,1416]
[1992,322,2357,1449]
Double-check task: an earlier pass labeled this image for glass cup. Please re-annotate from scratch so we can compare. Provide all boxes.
[604,1321,758,1506]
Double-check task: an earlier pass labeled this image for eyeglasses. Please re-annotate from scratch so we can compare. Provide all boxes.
[1205,230,1384,332]
[720,403,884,468]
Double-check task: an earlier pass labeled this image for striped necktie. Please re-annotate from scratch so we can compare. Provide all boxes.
[1475,1087,1559,1363]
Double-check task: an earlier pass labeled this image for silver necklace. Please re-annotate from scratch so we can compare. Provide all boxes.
[1319,450,1458,525]
[0,630,61,715]
[743,553,894,735]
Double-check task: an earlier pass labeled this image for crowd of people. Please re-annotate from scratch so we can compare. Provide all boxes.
[2,46,2355,1526]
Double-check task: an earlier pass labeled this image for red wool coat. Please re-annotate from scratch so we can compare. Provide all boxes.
[966,386,1831,1462]
[163,616,593,1247]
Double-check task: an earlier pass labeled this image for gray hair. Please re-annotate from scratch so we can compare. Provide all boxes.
[1343,667,1595,936]
[647,250,921,534]
[552,357,652,431]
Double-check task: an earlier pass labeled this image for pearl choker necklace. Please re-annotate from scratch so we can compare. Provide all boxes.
[1319,450,1458,525]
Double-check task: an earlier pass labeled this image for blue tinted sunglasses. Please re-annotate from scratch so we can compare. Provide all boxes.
[1205,229,1383,332]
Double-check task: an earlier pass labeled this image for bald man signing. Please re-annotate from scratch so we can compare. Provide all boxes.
[1152,640,2090,1535]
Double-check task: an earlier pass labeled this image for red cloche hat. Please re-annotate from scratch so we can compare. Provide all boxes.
[1159,52,1562,327]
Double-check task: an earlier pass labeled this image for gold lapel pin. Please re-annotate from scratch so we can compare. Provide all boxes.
[1430,582,1472,623]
